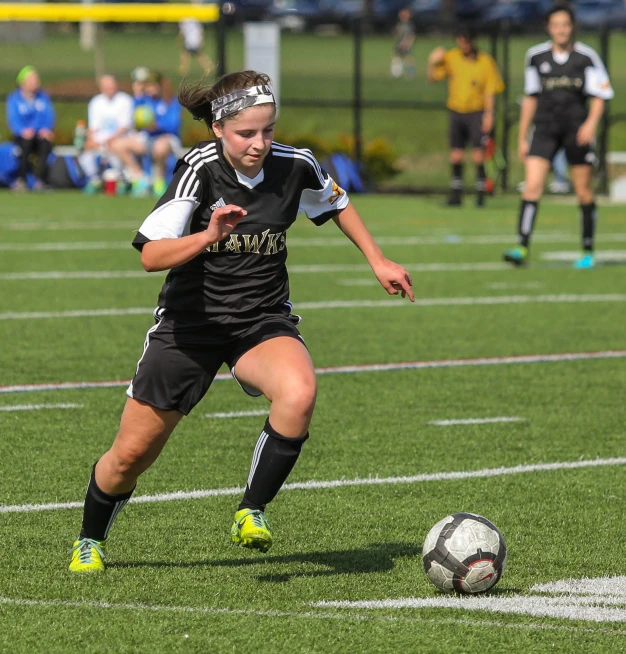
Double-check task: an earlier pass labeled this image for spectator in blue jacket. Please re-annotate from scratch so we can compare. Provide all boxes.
[110,70,182,197]
[6,66,55,191]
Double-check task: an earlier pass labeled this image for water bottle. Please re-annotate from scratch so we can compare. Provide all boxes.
[73,119,87,152]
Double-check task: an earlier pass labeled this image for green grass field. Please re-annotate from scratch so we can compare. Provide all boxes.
[1,191,626,652]
[2,26,626,188]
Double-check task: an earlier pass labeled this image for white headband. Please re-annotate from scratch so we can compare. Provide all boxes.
[211,84,275,122]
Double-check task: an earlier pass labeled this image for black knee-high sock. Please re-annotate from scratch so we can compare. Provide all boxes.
[239,419,308,513]
[476,163,486,191]
[451,163,463,191]
[580,202,597,252]
[79,464,135,541]
[518,199,539,248]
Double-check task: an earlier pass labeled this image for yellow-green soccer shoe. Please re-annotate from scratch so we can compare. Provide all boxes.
[69,538,106,573]
[231,509,273,553]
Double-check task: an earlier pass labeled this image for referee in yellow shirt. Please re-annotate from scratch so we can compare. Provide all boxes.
[427,27,505,207]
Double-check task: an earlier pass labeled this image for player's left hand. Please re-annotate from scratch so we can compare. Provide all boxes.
[481,112,494,135]
[577,121,596,146]
[372,259,414,302]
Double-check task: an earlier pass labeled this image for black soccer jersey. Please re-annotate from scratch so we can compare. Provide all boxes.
[132,140,349,334]
[524,41,613,128]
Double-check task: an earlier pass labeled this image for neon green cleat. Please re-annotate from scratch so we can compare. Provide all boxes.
[69,538,106,573]
[503,245,528,266]
[231,509,273,553]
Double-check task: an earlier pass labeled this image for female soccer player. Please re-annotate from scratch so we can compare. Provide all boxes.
[69,70,414,573]
[503,5,613,269]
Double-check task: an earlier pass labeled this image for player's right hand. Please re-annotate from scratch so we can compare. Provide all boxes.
[518,140,529,163]
[206,204,247,244]
[428,47,446,65]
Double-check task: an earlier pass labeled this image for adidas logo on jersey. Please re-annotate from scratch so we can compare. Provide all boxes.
[210,197,226,211]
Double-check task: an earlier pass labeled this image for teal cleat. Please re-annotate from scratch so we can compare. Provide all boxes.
[503,245,528,267]
[573,253,595,269]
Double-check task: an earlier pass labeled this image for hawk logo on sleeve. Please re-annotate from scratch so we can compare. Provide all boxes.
[329,180,345,205]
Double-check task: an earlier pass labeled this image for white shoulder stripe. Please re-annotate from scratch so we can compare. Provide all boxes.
[525,41,552,65]
[175,166,197,199]
[574,42,605,68]
[271,142,325,185]
[272,151,325,186]
[184,142,217,166]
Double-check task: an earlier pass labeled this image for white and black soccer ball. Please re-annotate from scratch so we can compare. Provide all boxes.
[422,513,507,594]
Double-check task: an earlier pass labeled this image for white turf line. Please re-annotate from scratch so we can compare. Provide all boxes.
[204,409,268,419]
[0,597,622,635]
[2,457,626,515]
[1,350,625,395]
[3,294,626,321]
[3,233,626,249]
[0,262,510,281]
[313,595,626,624]
[0,403,82,412]
[428,417,523,426]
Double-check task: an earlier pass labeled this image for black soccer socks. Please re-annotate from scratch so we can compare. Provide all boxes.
[239,419,308,512]
[475,164,487,207]
[518,199,539,248]
[580,202,597,252]
[79,464,135,541]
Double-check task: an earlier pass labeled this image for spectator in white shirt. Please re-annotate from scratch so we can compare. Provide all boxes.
[81,74,133,192]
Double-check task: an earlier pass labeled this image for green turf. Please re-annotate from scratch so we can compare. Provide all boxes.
[1,191,625,652]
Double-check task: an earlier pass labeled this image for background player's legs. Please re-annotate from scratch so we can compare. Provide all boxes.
[233,337,316,512]
[179,49,192,75]
[449,148,464,206]
[471,147,486,207]
[196,51,214,74]
[504,156,551,265]
[571,164,597,264]
[519,156,550,246]
[109,134,149,194]
[79,399,183,541]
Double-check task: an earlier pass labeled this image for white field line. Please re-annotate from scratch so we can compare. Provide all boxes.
[0,241,130,252]
[0,262,509,281]
[3,293,626,321]
[1,350,625,395]
[0,403,82,412]
[0,596,620,635]
[204,409,268,419]
[428,417,524,426]
[2,456,626,515]
[487,282,545,290]
[532,577,626,597]
[542,250,626,262]
[6,221,139,231]
[313,596,626,624]
[3,233,626,250]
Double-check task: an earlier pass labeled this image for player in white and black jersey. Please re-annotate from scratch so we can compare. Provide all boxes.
[503,5,613,269]
[68,70,414,573]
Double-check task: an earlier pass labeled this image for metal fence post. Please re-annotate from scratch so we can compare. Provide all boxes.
[501,22,511,191]
[598,22,610,196]
[353,15,363,168]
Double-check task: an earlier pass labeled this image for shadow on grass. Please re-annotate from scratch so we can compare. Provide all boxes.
[109,542,420,581]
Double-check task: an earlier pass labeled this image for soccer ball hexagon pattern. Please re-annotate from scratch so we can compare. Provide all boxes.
[422,513,507,594]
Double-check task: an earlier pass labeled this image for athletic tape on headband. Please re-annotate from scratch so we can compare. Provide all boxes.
[211,84,275,121]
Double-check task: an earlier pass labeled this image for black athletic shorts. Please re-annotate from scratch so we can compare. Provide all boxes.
[528,123,596,167]
[449,110,486,150]
[126,309,304,415]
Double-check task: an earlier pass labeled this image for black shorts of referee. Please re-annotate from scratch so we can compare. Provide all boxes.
[449,110,488,150]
